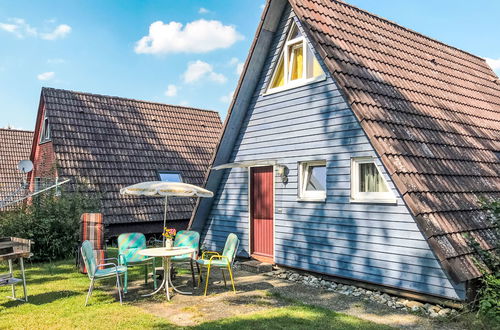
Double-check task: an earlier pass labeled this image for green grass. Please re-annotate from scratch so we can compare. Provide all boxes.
[196,305,391,330]
[0,258,391,329]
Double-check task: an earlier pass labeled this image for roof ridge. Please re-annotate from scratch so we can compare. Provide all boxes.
[41,87,220,115]
[0,127,34,134]
[331,0,488,64]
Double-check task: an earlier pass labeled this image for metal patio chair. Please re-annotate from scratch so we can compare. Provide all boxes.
[170,230,200,288]
[196,233,239,296]
[80,240,126,306]
[117,233,157,293]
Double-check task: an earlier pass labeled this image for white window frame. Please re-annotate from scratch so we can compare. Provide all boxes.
[40,115,51,143]
[298,160,327,202]
[157,171,183,183]
[350,157,396,204]
[265,22,325,95]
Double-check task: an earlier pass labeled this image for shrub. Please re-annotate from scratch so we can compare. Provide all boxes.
[0,187,100,262]
[468,198,500,323]
[477,274,500,323]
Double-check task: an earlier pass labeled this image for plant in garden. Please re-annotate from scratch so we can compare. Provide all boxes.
[0,185,100,262]
[465,197,500,323]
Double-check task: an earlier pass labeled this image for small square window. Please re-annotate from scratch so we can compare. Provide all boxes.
[158,171,182,182]
[298,161,326,201]
[351,158,396,203]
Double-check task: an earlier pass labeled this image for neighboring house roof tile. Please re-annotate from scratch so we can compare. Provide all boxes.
[41,87,222,226]
[289,0,499,281]
[0,128,33,208]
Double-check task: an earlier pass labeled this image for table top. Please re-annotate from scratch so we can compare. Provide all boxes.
[0,252,32,261]
[138,247,195,257]
[0,241,23,249]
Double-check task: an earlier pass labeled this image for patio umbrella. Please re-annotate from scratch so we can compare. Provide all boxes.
[120,181,213,245]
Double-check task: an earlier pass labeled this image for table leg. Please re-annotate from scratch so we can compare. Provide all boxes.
[168,260,193,295]
[141,258,168,298]
[19,258,27,302]
[8,259,15,299]
[164,257,171,301]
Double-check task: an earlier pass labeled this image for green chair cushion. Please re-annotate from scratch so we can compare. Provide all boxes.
[123,254,151,264]
[171,230,200,263]
[118,233,150,265]
[94,265,127,278]
[196,258,230,267]
[222,233,239,260]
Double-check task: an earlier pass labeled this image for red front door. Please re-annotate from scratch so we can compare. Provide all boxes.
[250,166,274,262]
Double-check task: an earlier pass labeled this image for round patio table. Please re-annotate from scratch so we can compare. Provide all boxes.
[138,247,195,300]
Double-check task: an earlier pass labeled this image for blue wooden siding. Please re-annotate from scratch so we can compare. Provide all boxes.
[201,5,465,300]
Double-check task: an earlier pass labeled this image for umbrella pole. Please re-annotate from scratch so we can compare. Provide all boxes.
[163,195,168,247]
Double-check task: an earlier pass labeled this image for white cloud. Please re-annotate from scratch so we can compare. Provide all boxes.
[0,23,18,33]
[37,71,55,81]
[260,4,266,9]
[209,72,227,83]
[0,18,71,40]
[0,18,36,38]
[485,57,500,74]
[198,7,210,14]
[135,19,243,55]
[180,100,189,106]
[40,24,71,40]
[228,57,239,66]
[183,60,227,84]
[165,84,178,97]
[228,57,244,75]
[220,90,235,103]
[236,63,244,75]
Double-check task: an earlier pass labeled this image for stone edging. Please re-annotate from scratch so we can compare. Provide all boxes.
[259,267,459,318]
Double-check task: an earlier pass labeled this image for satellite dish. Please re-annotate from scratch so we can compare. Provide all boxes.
[17,160,33,173]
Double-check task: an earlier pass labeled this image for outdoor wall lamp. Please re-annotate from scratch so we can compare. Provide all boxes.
[276,165,289,184]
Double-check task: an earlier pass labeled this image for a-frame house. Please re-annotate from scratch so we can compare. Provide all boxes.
[190,0,500,301]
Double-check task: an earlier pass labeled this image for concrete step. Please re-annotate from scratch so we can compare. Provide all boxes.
[239,259,273,274]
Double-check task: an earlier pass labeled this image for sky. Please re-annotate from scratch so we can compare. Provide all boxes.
[0,0,499,131]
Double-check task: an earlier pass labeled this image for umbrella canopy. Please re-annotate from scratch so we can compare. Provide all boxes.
[120,181,213,198]
[120,181,213,246]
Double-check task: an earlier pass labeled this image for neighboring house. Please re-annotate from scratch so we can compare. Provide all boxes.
[190,0,500,302]
[0,128,34,209]
[30,87,222,236]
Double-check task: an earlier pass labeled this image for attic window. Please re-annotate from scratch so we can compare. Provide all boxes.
[266,21,325,93]
[158,171,182,183]
[350,158,396,204]
[40,115,51,143]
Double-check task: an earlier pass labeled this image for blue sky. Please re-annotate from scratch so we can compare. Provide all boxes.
[0,0,499,131]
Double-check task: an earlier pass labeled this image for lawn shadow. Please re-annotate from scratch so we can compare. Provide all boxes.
[0,290,79,307]
[24,275,67,285]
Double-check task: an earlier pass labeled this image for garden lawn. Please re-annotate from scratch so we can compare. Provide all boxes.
[0,259,392,329]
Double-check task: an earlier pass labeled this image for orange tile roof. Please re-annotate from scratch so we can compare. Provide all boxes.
[0,128,33,208]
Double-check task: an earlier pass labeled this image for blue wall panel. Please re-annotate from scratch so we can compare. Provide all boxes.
[201,5,465,300]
